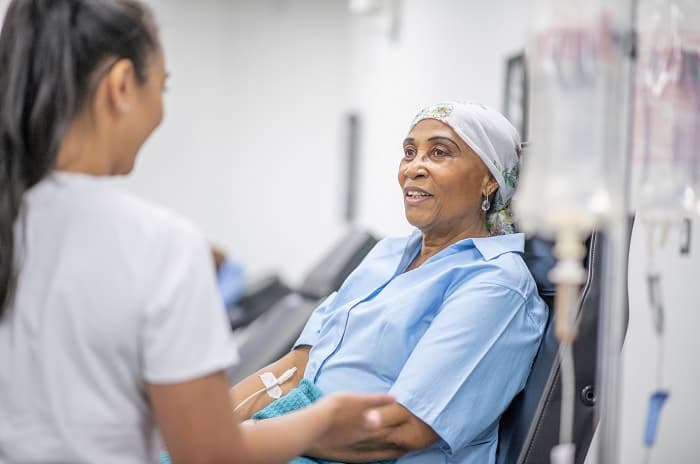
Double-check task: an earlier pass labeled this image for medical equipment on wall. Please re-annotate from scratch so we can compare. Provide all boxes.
[517,1,633,463]
[633,0,700,272]
[641,215,670,464]
[632,1,700,461]
[632,0,698,308]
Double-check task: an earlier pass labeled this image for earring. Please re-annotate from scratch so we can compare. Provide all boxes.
[481,195,490,212]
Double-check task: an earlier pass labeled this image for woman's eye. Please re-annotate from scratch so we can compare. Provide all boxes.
[433,148,448,157]
[404,148,416,158]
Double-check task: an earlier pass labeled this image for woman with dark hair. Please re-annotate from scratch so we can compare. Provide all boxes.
[0,1,392,463]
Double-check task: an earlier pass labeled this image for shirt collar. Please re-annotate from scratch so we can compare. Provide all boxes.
[406,229,525,263]
[470,233,525,261]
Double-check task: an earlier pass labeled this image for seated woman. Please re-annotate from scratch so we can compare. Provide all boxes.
[231,101,548,464]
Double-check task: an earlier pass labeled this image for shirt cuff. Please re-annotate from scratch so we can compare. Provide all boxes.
[292,324,319,350]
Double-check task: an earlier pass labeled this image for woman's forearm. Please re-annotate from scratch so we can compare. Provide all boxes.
[306,402,438,462]
[238,392,395,464]
[307,439,407,463]
[237,403,330,464]
[306,429,408,463]
[229,346,310,420]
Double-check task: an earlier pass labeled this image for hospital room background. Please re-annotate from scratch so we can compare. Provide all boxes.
[1,0,697,462]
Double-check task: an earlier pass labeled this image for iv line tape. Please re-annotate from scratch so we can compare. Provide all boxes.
[233,367,298,413]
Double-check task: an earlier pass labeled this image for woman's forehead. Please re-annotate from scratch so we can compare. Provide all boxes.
[406,118,463,143]
[406,119,475,153]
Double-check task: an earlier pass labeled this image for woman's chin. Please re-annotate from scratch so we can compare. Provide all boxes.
[111,156,138,176]
[405,214,429,231]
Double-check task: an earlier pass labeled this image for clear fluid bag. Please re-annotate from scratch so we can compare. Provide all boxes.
[631,0,700,220]
[515,0,630,237]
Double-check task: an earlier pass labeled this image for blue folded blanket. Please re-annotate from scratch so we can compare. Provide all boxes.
[252,378,324,421]
[253,379,394,464]
[160,379,394,464]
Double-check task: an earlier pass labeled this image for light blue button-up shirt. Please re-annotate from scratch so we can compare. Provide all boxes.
[295,230,547,464]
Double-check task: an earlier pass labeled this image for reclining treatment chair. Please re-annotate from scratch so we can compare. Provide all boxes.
[497,231,629,464]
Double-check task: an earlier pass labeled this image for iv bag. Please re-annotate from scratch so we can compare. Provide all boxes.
[678,1,700,216]
[676,45,700,216]
[515,0,631,236]
[630,0,700,220]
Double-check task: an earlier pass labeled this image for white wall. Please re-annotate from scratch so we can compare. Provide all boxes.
[347,0,528,237]
[618,218,700,463]
[117,0,351,285]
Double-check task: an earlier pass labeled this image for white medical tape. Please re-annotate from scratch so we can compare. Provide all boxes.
[259,372,283,399]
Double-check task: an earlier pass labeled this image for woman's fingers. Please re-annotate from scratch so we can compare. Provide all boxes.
[318,393,395,442]
[365,409,382,428]
[359,393,395,409]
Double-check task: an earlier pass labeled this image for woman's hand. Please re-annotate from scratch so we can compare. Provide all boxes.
[231,390,394,464]
[311,392,396,450]
[306,402,439,462]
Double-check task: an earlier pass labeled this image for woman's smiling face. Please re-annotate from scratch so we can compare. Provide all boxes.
[398,119,498,237]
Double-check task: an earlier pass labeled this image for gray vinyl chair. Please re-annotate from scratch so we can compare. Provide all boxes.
[228,229,378,384]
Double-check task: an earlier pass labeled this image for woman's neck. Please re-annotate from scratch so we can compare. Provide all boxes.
[407,222,489,271]
[55,117,113,176]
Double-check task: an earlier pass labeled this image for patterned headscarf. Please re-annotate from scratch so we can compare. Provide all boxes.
[409,101,522,235]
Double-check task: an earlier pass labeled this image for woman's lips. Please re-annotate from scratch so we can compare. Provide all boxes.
[404,187,433,205]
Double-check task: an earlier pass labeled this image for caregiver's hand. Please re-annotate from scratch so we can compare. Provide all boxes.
[313,392,395,448]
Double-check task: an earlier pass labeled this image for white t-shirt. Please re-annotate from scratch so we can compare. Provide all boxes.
[0,172,238,463]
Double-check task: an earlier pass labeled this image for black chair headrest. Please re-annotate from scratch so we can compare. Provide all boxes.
[522,236,557,297]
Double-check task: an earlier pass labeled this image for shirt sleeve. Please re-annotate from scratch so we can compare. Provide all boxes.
[388,282,545,453]
[141,223,238,384]
[293,291,337,349]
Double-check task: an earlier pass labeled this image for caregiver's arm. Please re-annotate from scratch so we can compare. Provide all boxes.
[306,402,439,462]
[151,370,394,464]
[230,345,311,420]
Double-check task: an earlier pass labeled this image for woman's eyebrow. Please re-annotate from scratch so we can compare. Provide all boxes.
[403,137,415,145]
[428,136,460,150]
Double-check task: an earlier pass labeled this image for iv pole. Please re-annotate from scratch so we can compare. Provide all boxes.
[595,0,639,462]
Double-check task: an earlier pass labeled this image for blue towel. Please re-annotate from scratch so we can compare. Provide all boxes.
[254,379,394,464]
[251,379,323,421]
[160,379,394,464]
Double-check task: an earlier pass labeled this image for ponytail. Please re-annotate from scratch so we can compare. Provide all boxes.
[0,0,159,317]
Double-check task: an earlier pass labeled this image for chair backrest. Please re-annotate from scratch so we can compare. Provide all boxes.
[228,275,292,330]
[298,228,378,300]
[497,231,623,464]
[228,228,378,384]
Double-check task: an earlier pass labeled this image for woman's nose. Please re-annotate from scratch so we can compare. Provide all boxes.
[404,155,428,178]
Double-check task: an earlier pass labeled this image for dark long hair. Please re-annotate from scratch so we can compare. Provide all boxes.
[0,0,159,317]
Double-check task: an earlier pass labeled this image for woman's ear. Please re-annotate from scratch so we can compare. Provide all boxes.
[488,177,499,197]
[482,174,499,197]
[104,59,136,115]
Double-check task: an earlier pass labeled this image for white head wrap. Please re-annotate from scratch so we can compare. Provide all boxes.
[409,101,522,235]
